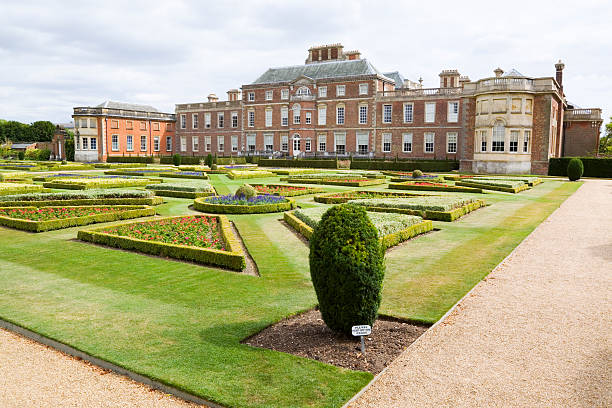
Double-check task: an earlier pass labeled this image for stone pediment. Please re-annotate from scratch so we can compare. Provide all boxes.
[290,75,315,85]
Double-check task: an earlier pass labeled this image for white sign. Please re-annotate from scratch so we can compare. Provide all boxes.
[351,325,372,336]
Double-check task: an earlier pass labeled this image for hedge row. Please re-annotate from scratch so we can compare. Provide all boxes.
[249,184,324,197]
[548,157,612,178]
[388,183,483,194]
[194,197,296,214]
[147,190,215,199]
[160,173,209,180]
[259,159,338,169]
[363,199,486,222]
[47,164,95,171]
[0,205,155,232]
[160,156,247,165]
[286,178,386,187]
[284,211,433,249]
[351,160,459,172]
[42,179,161,190]
[456,181,529,194]
[314,191,425,204]
[77,215,246,271]
[0,197,163,207]
[226,170,275,179]
[105,170,175,176]
[0,184,45,196]
[107,156,154,163]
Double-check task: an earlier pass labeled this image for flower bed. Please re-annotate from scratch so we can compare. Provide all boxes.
[314,190,425,204]
[46,164,95,171]
[0,189,163,207]
[77,215,245,271]
[0,205,155,232]
[389,181,483,193]
[472,176,542,187]
[33,174,145,182]
[0,163,42,171]
[194,194,295,214]
[266,168,319,176]
[105,168,178,176]
[348,196,487,222]
[178,165,210,171]
[145,182,216,199]
[286,177,386,187]
[285,208,433,249]
[250,184,323,197]
[0,182,45,196]
[226,170,275,179]
[0,172,29,181]
[93,163,146,169]
[160,171,209,180]
[43,177,162,190]
[284,171,385,180]
[456,179,530,193]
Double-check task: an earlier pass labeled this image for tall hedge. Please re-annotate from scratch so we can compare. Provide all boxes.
[309,204,385,335]
[160,156,247,165]
[549,157,612,178]
[258,158,458,171]
[107,156,153,163]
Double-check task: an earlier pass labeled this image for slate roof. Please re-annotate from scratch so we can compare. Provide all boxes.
[96,101,159,112]
[382,71,405,89]
[502,69,526,78]
[251,59,391,84]
[9,143,36,149]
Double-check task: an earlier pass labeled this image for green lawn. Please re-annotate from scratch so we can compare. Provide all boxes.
[0,170,580,407]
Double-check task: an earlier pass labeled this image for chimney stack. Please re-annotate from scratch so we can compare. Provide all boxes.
[227,89,240,102]
[207,93,218,102]
[555,59,565,87]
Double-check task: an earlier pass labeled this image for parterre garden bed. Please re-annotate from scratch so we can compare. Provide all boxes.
[286,177,386,187]
[0,205,154,232]
[250,184,323,197]
[43,177,161,190]
[226,169,275,179]
[0,182,45,196]
[145,182,216,199]
[194,194,295,214]
[0,190,163,207]
[160,171,209,179]
[456,179,530,193]
[78,215,245,271]
[389,181,484,193]
[314,190,425,204]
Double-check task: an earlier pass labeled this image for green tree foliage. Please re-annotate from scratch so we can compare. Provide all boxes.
[309,204,385,335]
[172,154,182,166]
[234,184,256,199]
[206,153,214,168]
[599,117,612,155]
[567,158,584,181]
[0,120,55,143]
[65,134,75,161]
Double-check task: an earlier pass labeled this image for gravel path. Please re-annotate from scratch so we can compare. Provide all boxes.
[349,179,612,408]
[0,328,197,407]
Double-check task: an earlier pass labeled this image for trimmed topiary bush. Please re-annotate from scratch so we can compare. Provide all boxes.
[412,169,423,178]
[172,153,182,166]
[567,158,584,181]
[235,184,256,199]
[309,204,385,335]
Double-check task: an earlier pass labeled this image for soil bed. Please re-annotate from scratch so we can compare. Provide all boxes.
[243,309,428,374]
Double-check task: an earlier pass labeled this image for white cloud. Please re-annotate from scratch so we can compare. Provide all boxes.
[0,0,610,126]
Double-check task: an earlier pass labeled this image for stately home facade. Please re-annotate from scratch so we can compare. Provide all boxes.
[72,101,175,162]
[173,44,602,174]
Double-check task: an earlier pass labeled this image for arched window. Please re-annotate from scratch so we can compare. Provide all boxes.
[492,120,505,152]
[296,87,311,96]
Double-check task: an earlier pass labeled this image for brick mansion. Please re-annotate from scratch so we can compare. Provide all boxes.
[72,43,603,174]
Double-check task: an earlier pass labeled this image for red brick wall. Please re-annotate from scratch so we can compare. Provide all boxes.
[104,118,174,160]
[563,121,600,156]
[531,94,552,174]
[459,97,476,171]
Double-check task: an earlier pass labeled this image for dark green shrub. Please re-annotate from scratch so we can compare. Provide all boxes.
[211,163,218,170]
[18,151,25,160]
[309,204,385,335]
[235,184,256,199]
[567,158,584,181]
[172,154,181,166]
[412,169,423,178]
[39,148,51,161]
[205,153,213,168]
[549,157,611,178]
[106,156,153,163]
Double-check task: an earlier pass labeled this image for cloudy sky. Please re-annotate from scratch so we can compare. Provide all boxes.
[1,0,610,128]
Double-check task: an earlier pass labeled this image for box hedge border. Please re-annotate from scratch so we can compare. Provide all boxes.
[147,190,215,199]
[455,181,529,193]
[0,205,155,232]
[225,170,275,180]
[388,183,484,194]
[0,197,163,207]
[357,199,487,222]
[249,184,324,197]
[314,190,426,204]
[43,179,162,190]
[107,156,154,163]
[548,157,612,178]
[0,184,45,196]
[283,210,433,249]
[159,172,210,180]
[77,215,246,271]
[194,197,296,214]
[285,178,386,187]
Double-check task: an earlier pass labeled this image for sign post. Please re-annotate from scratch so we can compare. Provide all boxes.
[351,325,372,355]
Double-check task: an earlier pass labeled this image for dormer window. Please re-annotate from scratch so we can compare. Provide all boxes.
[296,87,311,96]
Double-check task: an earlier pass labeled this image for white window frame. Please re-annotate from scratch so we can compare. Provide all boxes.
[359,83,368,95]
[318,134,326,152]
[336,85,345,97]
[192,136,199,152]
[318,86,327,98]
[82,137,88,150]
[447,132,457,153]
[180,136,187,152]
[180,114,186,129]
[424,132,435,153]
[218,113,224,128]
[447,101,459,123]
[154,136,160,152]
[403,103,413,123]
[305,111,312,124]
[480,130,487,152]
[492,121,505,152]
[90,137,97,150]
[318,106,326,125]
[246,134,256,152]
[523,130,531,153]
[248,110,255,127]
[281,107,288,126]
[383,104,392,123]
[126,135,133,151]
[281,134,288,152]
[204,112,211,128]
[231,112,238,128]
[265,109,273,127]
[248,92,255,102]
[296,87,311,96]
[509,130,519,152]
[166,136,172,152]
[264,133,274,153]
[205,136,211,152]
[111,134,119,151]
[382,133,392,153]
[402,133,412,153]
[281,89,289,100]
[334,132,346,154]
[293,105,301,124]
[193,114,199,129]
[140,135,147,152]
[265,90,273,101]
[336,106,345,125]
[356,132,369,155]
[231,135,238,152]
[425,103,436,123]
[218,136,224,152]
[359,105,368,124]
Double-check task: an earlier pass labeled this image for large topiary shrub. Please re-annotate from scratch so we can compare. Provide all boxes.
[567,158,584,181]
[205,153,214,168]
[172,154,182,166]
[309,204,385,335]
[234,184,256,199]
[412,169,423,178]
